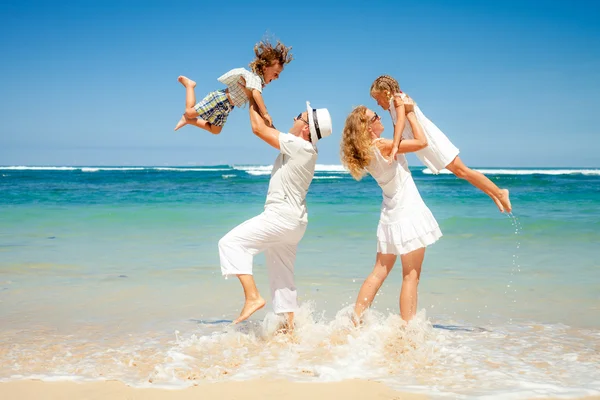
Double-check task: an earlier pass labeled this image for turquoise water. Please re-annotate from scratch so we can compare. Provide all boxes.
[1,165,599,398]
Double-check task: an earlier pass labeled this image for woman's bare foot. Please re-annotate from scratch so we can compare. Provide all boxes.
[174,115,189,131]
[499,189,512,213]
[177,75,196,88]
[234,297,266,324]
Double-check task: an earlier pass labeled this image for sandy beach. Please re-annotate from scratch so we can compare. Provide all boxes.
[2,380,600,400]
[0,379,424,400]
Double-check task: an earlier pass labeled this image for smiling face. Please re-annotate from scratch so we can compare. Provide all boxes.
[371,90,391,111]
[365,108,384,138]
[263,62,283,84]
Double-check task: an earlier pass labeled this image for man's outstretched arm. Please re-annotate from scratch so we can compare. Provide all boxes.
[248,98,280,150]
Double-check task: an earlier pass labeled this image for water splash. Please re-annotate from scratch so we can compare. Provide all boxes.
[506,213,522,323]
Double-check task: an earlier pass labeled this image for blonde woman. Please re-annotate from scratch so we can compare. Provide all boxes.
[341,104,441,322]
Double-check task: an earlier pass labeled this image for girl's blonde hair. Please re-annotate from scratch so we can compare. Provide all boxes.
[248,40,293,78]
[340,106,373,181]
[370,75,401,97]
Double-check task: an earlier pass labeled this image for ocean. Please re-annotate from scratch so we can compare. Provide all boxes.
[1,165,599,399]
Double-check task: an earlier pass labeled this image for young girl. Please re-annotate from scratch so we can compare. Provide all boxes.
[341,103,441,322]
[174,40,293,134]
[370,75,512,213]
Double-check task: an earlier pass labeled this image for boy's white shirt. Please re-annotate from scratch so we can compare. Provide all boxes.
[218,68,263,107]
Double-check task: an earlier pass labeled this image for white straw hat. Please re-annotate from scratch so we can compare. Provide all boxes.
[306,101,332,145]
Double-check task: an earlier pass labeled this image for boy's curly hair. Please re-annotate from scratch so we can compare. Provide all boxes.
[249,40,293,77]
[370,75,401,96]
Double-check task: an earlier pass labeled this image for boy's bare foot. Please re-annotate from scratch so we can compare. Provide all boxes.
[174,115,188,131]
[177,75,196,88]
[499,189,512,213]
[234,297,266,324]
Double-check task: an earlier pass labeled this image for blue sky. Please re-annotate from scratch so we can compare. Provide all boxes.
[0,0,599,167]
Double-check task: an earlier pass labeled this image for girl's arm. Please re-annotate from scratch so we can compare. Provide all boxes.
[376,111,427,157]
[389,94,406,161]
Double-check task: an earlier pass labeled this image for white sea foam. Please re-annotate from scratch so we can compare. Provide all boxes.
[2,304,600,398]
[232,165,273,176]
[3,165,598,177]
[232,164,349,176]
[0,166,230,172]
[0,166,80,171]
[422,168,600,176]
[153,167,231,172]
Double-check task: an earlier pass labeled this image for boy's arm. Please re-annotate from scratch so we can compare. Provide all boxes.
[237,78,273,127]
[389,94,406,162]
[251,90,273,127]
[248,98,280,150]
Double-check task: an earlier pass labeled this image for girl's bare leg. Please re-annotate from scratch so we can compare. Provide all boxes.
[446,156,511,213]
[399,247,425,322]
[353,253,397,320]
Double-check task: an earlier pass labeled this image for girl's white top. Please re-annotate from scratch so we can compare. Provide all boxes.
[389,93,460,174]
[366,144,442,255]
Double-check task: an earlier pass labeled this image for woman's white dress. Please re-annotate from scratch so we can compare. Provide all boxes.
[367,146,442,255]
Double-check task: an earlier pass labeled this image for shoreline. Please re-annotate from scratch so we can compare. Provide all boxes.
[1,379,599,399]
[0,379,424,400]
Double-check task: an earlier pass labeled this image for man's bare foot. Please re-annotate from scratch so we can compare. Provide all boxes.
[234,297,266,324]
[174,115,188,131]
[351,311,363,328]
[177,75,196,88]
[499,189,512,213]
[275,322,294,335]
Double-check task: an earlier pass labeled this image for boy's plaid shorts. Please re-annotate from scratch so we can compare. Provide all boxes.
[194,89,234,127]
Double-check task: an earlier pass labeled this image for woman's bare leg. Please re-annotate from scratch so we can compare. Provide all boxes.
[354,252,397,319]
[446,156,511,213]
[399,247,425,322]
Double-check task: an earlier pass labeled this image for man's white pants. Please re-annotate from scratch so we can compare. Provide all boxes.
[218,210,307,314]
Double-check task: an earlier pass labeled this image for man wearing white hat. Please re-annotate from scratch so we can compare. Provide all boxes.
[218,99,333,328]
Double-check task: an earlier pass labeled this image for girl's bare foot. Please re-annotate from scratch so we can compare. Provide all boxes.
[234,297,266,324]
[492,195,505,213]
[177,75,196,88]
[499,189,512,213]
[174,115,188,131]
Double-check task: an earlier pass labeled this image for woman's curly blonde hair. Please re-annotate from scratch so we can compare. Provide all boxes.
[340,106,374,181]
[249,40,293,78]
[370,75,401,97]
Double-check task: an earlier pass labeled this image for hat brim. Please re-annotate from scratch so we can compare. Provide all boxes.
[306,101,319,145]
